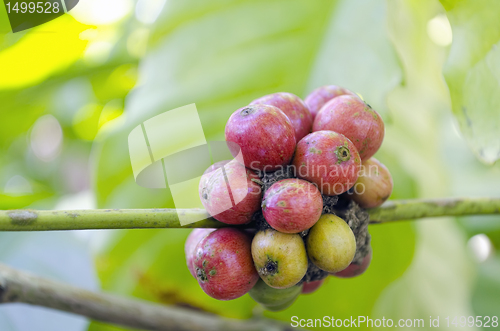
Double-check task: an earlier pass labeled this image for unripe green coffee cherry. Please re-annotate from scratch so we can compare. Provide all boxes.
[251,229,308,289]
[249,278,303,311]
[306,214,356,273]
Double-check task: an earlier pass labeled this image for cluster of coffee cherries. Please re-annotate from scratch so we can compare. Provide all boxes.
[185,86,393,311]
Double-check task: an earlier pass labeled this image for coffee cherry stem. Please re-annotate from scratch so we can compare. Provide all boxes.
[0,197,499,231]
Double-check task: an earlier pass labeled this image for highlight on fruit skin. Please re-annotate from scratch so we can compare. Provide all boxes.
[347,158,393,209]
[306,214,357,273]
[262,178,323,233]
[250,92,313,142]
[251,229,308,289]
[313,94,384,161]
[249,278,303,311]
[193,228,259,300]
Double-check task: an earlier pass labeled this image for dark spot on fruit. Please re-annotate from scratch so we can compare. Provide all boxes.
[240,107,255,116]
[266,261,278,274]
[196,268,207,282]
[209,269,217,276]
[261,259,278,275]
[202,260,208,267]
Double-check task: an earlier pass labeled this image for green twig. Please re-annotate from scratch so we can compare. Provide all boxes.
[367,197,500,223]
[0,197,498,231]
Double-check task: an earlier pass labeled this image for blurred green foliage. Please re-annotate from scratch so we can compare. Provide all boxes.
[0,0,499,330]
[440,0,500,165]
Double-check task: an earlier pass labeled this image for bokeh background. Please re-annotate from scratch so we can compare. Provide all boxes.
[0,0,499,330]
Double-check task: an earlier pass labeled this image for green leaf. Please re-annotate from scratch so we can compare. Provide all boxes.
[0,15,89,89]
[0,192,53,209]
[440,0,500,164]
[371,0,479,324]
[472,257,500,320]
[305,0,401,116]
[0,232,98,331]
[0,2,10,34]
[372,219,478,325]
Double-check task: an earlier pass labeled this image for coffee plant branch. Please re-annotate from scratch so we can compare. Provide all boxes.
[0,263,301,331]
[0,197,498,231]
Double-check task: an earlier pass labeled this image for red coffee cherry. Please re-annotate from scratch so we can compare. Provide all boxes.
[313,95,384,160]
[225,104,296,172]
[193,228,259,300]
[292,131,361,195]
[348,158,393,208]
[304,85,357,119]
[185,228,215,278]
[301,279,324,294]
[262,178,323,233]
[250,92,313,142]
[199,160,262,225]
[333,250,372,278]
